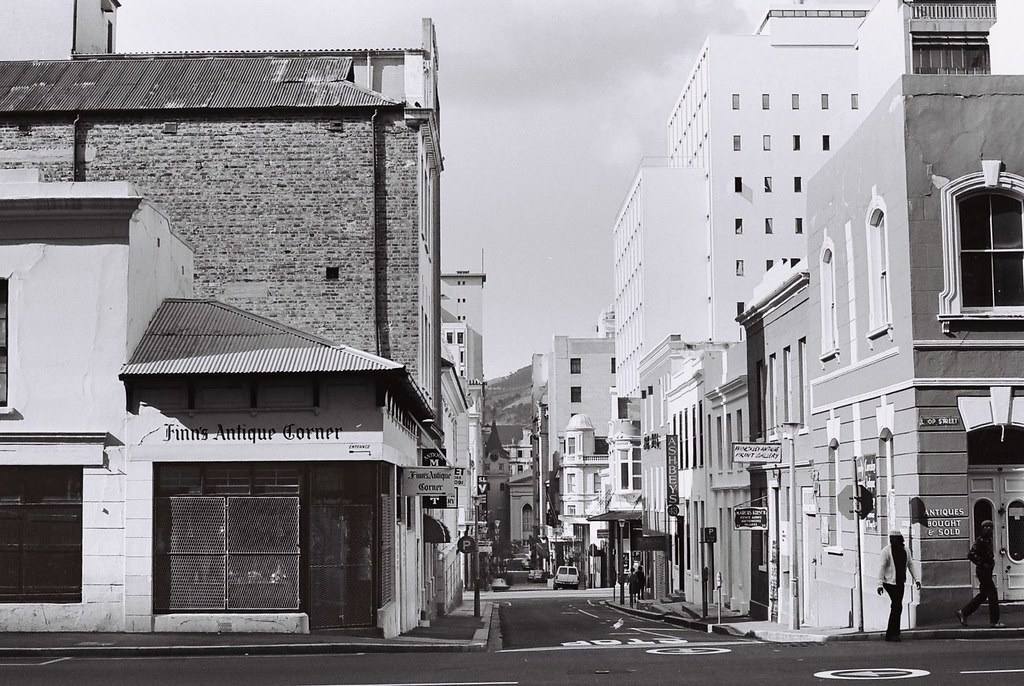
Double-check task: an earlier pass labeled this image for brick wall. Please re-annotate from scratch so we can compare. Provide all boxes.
[0,110,427,376]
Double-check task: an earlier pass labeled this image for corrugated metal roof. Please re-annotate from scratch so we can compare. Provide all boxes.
[0,55,399,113]
[122,299,403,376]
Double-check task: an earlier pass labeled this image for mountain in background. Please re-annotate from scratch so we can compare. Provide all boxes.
[483,364,534,427]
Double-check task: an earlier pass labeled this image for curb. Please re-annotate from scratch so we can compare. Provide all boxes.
[0,641,488,658]
[604,600,1024,643]
[0,604,494,658]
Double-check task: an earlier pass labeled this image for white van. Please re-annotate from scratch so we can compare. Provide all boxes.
[553,565,580,590]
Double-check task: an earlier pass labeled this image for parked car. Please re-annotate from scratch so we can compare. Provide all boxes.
[553,565,580,590]
[491,577,509,591]
[528,568,545,583]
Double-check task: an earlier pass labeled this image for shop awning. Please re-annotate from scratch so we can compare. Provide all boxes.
[423,514,451,544]
[587,510,642,522]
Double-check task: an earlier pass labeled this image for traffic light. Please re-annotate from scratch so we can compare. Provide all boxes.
[854,485,875,520]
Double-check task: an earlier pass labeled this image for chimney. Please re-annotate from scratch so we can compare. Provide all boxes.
[0,0,119,60]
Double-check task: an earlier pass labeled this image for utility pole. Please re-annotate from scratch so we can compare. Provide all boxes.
[783,422,800,631]
[473,497,481,617]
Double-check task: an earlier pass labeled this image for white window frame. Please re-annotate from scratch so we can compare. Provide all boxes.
[939,167,1024,322]
[0,273,18,414]
[819,239,840,360]
[865,195,894,339]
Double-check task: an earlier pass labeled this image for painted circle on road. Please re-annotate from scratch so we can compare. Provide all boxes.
[813,668,930,680]
[646,646,732,655]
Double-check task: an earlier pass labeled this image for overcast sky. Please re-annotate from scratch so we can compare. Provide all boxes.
[116,1,1023,380]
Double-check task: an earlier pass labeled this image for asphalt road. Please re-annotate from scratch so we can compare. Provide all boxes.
[3,589,1024,685]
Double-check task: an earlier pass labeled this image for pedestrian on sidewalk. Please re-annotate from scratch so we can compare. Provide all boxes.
[635,564,646,602]
[876,530,920,642]
[628,565,644,607]
[956,520,1005,628]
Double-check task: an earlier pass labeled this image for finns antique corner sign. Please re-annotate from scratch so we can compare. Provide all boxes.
[162,423,346,443]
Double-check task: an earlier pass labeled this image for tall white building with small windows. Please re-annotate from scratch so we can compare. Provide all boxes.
[662,2,873,347]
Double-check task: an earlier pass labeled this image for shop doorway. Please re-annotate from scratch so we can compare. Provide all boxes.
[967,469,1024,602]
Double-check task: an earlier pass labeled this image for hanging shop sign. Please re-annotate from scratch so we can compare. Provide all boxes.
[666,435,679,505]
[732,442,782,463]
[402,467,456,497]
[734,506,769,531]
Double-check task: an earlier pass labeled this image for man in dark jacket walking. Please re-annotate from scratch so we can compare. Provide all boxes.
[957,520,1006,628]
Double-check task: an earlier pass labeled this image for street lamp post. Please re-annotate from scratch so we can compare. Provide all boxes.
[617,520,626,605]
[782,422,801,631]
[473,496,481,617]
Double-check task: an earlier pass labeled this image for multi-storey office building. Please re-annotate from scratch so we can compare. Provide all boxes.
[664,3,870,345]
[440,270,485,398]
[613,165,707,397]
[547,332,618,462]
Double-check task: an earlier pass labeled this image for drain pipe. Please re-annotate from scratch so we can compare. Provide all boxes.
[72,113,84,181]
[371,107,381,357]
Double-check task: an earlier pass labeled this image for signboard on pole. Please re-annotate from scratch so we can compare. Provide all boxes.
[734,506,769,530]
[476,475,489,496]
[457,535,475,554]
[421,448,447,466]
[665,434,679,505]
[402,467,456,497]
[732,442,782,464]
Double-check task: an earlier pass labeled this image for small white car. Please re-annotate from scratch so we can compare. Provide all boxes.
[553,565,580,590]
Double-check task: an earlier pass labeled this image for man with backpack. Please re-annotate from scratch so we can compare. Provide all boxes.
[956,520,1006,628]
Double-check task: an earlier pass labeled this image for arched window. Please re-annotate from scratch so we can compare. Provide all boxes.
[820,241,839,358]
[939,166,1024,321]
[866,205,893,334]
[521,504,535,539]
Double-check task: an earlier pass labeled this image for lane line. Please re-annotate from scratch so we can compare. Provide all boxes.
[0,657,71,667]
[295,682,518,686]
[577,609,599,619]
[961,669,1024,674]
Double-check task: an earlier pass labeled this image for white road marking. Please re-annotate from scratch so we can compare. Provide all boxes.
[578,609,599,619]
[814,668,929,680]
[0,657,71,667]
[647,647,731,655]
[295,683,517,686]
[961,668,1024,674]
[634,627,689,640]
[501,640,750,654]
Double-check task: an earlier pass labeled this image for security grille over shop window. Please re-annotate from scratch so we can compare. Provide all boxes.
[155,495,299,611]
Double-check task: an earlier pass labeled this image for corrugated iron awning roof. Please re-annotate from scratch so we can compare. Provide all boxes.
[122,299,403,376]
[0,55,400,113]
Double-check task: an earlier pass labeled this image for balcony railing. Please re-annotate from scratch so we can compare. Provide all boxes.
[911,3,996,21]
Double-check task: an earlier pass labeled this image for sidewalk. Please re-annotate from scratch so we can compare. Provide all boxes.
[0,600,493,657]
[608,596,1024,643]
